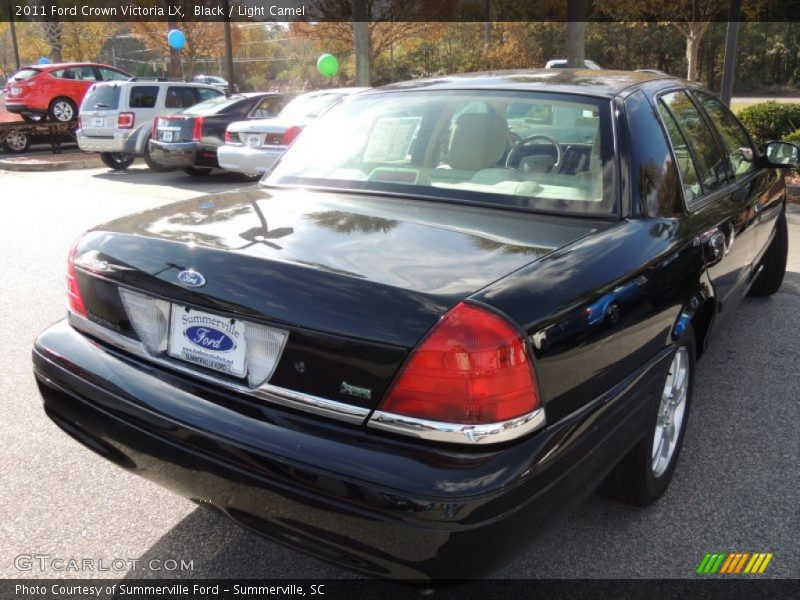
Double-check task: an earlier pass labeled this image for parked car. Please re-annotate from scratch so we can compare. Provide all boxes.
[149,92,292,176]
[193,74,237,93]
[77,79,224,171]
[4,62,131,123]
[545,58,602,69]
[33,70,797,579]
[218,87,368,177]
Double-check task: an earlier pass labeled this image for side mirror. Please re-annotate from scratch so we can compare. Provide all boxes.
[763,141,799,168]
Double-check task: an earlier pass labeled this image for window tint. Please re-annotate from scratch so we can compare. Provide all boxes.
[657,100,702,202]
[54,66,99,81]
[129,86,158,109]
[83,85,121,110]
[165,86,199,109]
[99,67,129,81]
[660,91,727,194]
[694,91,757,180]
[625,91,682,216]
[197,87,222,102]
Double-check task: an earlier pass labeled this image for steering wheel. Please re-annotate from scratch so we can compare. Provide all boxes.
[505,134,562,171]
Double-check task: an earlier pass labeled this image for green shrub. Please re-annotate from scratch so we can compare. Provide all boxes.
[736,101,800,147]
[784,129,800,144]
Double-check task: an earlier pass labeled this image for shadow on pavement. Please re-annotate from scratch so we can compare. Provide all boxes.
[91,166,258,194]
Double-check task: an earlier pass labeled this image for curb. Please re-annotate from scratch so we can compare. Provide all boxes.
[0,152,104,172]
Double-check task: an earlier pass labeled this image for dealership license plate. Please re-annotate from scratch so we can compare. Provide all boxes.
[161,131,174,142]
[92,118,104,127]
[168,305,247,377]
[10,87,20,97]
[246,133,262,148]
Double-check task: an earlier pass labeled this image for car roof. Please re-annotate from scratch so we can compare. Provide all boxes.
[27,62,115,70]
[374,69,678,99]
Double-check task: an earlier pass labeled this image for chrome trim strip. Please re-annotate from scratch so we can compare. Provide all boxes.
[67,312,370,425]
[367,407,546,445]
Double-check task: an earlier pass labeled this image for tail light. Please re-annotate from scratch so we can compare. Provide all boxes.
[192,116,205,142]
[224,130,232,143]
[77,116,83,129]
[281,126,302,146]
[67,238,87,317]
[118,288,170,355]
[117,112,134,129]
[151,117,158,139]
[376,302,540,427]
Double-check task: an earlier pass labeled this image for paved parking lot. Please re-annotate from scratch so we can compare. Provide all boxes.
[1,165,798,579]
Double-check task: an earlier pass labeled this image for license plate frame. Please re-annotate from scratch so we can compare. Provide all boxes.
[161,130,174,142]
[246,133,262,148]
[168,305,247,378]
[92,118,104,128]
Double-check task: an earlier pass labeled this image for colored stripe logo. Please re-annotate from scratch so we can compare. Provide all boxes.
[696,552,773,574]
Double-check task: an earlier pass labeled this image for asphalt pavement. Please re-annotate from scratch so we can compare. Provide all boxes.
[0,165,797,580]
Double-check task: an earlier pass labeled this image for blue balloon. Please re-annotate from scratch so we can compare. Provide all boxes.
[37,57,51,65]
[167,29,186,50]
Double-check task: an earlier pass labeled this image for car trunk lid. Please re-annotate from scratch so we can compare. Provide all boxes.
[73,188,604,411]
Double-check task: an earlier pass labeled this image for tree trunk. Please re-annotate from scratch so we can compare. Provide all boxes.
[353,0,370,86]
[567,21,586,68]
[686,33,700,81]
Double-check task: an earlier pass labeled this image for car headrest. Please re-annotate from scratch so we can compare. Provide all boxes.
[447,113,508,171]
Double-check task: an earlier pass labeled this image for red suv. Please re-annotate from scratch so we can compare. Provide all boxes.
[4,62,131,123]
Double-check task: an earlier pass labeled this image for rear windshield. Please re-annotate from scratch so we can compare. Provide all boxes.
[82,84,121,110]
[181,94,246,116]
[279,93,345,121]
[264,90,617,216]
[11,68,40,80]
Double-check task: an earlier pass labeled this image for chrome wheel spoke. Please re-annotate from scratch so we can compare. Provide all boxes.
[651,346,689,477]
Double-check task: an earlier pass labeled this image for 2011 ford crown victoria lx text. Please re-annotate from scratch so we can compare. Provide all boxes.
[32,71,797,580]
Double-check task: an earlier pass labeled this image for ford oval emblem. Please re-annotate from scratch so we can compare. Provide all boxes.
[185,326,236,352]
[177,269,206,288]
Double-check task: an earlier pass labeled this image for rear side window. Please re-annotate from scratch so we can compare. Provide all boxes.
[82,85,121,110]
[657,101,701,202]
[165,86,199,109]
[251,96,284,118]
[624,91,682,216]
[197,87,222,102]
[659,91,728,196]
[129,86,158,109]
[693,91,757,180]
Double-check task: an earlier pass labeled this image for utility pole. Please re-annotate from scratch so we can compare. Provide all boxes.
[222,0,236,94]
[484,0,492,44]
[566,0,587,68]
[720,0,741,106]
[353,0,370,86]
[7,0,20,71]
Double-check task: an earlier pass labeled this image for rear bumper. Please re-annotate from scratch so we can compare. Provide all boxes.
[77,130,139,154]
[217,144,283,176]
[5,101,46,116]
[149,140,217,169]
[32,319,663,579]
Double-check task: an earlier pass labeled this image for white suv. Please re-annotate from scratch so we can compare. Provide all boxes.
[77,79,223,170]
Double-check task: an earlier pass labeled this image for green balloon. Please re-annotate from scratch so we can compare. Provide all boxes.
[317,53,339,78]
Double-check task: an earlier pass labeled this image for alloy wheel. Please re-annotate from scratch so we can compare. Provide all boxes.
[53,101,74,122]
[5,131,29,152]
[651,346,689,477]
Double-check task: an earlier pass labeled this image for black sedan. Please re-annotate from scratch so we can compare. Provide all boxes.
[33,71,797,579]
[149,92,291,176]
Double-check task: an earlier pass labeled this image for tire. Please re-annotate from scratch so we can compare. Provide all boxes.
[749,211,788,297]
[602,326,695,507]
[3,129,30,153]
[48,97,77,122]
[183,166,212,176]
[20,114,44,123]
[100,152,136,171]
[143,142,170,172]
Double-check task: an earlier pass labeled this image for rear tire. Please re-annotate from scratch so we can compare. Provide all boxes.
[48,97,77,122]
[3,129,30,153]
[749,211,788,297]
[100,152,135,171]
[602,326,695,507]
[183,166,212,176]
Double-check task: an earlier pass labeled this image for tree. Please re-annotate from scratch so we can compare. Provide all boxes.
[130,22,228,78]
